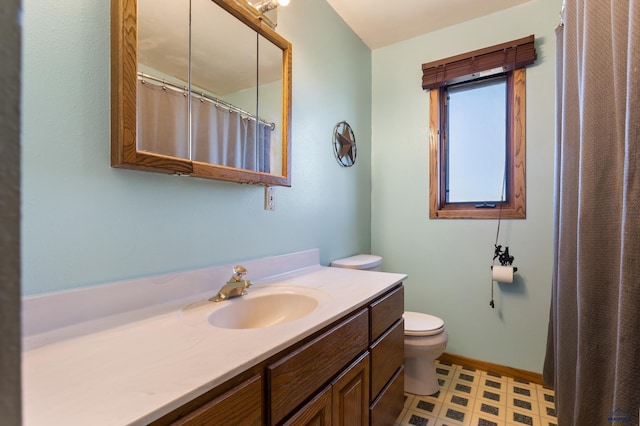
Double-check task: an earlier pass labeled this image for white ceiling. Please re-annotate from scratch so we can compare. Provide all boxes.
[325,0,534,49]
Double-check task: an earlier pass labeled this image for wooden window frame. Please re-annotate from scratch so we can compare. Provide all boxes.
[424,36,535,219]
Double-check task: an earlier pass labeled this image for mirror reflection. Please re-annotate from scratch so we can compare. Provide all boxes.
[190,0,264,171]
[258,34,284,176]
[137,0,190,159]
[112,0,291,185]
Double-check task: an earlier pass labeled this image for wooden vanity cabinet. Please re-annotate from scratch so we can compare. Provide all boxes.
[274,283,405,425]
[151,284,404,426]
[268,309,369,424]
[368,285,405,424]
[285,353,370,426]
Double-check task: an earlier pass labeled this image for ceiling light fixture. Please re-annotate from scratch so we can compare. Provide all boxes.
[252,0,289,13]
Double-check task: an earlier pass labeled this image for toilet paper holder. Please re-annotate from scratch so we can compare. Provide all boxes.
[491,245,517,273]
[489,245,518,309]
[493,245,516,268]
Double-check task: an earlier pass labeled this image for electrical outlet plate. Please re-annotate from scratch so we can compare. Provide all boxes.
[264,186,275,211]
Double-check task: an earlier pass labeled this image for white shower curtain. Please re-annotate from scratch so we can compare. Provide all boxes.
[192,99,271,172]
[136,81,190,159]
[137,80,271,172]
[543,1,640,425]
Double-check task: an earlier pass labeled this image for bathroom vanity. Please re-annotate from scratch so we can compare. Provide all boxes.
[22,250,406,425]
[152,284,404,425]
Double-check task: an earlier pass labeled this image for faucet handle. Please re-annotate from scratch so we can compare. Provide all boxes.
[233,265,247,278]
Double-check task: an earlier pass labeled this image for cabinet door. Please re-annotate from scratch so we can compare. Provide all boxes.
[283,386,332,426]
[331,353,370,426]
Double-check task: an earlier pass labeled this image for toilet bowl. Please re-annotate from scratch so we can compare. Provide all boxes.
[330,254,448,396]
[403,311,448,395]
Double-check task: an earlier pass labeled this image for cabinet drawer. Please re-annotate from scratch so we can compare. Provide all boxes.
[369,285,404,343]
[171,375,262,426]
[370,366,404,426]
[268,309,369,425]
[370,319,404,399]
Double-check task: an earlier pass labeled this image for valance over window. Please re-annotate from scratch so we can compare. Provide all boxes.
[421,35,537,90]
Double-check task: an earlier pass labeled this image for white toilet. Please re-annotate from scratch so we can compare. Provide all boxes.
[330,254,448,396]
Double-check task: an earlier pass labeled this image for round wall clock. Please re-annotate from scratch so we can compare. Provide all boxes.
[333,121,356,167]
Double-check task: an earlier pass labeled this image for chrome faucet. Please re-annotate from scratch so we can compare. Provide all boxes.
[210,265,253,302]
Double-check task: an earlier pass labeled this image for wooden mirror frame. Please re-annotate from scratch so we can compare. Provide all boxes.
[111,0,292,186]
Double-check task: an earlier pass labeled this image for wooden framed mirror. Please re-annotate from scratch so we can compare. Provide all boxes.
[111,0,292,186]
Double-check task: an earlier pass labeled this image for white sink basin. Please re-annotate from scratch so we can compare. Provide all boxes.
[207,291,322,329]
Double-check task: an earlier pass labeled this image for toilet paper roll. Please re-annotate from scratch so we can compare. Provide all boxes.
[492,265,514,283]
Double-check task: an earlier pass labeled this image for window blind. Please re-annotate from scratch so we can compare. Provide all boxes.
[422,35,537,90]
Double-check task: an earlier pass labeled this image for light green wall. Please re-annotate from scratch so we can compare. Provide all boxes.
[371,0,559,373]
[21,0,559,374]
[21,0,372,295]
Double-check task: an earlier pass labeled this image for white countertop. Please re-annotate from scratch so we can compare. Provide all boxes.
[22,251,406,425]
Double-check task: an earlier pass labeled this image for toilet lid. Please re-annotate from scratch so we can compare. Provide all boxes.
[330,254,382,270]
[404,311,445,336]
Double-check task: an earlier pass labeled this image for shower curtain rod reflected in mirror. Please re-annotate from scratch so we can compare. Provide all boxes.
[137,72,275,130]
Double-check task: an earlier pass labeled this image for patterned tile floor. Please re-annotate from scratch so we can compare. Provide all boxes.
[395,361,558,426]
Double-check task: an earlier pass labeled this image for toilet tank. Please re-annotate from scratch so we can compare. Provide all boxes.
[330,254,382,271]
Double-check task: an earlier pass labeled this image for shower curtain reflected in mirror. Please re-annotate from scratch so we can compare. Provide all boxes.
[136,81,190,159]
[192,100,271,172]
[137,79,271,172]
[544,1,640,425]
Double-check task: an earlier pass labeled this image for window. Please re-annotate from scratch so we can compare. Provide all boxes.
[446,76,507,204]
[422,36,536,219]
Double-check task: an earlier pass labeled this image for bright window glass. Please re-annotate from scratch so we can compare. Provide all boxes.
[446,77,507,203]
